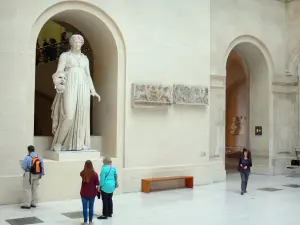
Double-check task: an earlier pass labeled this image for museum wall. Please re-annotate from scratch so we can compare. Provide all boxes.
[248,52,270,156]
[211,0,286,76]
[287,1,300,150]
[121,0,211,168]
[0,0,286,179]
[0,0,218,198]
[287,1,300,63]
[211,0,287,160]
[271,1,300,159]
[3,0,293,198]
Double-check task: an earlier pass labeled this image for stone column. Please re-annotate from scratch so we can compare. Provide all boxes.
[209,75,226,160]
[272,76,298,156]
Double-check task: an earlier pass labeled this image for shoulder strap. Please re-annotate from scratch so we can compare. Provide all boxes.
[105,166,112,179]
[29,153,39,159]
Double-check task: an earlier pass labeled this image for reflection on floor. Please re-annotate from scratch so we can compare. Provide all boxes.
[1,174,300,225]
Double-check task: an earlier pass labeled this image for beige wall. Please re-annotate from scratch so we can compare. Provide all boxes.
[210,0,284,165]
[287,1,300,149]
[211,0,286,76]
[0,0,293,204]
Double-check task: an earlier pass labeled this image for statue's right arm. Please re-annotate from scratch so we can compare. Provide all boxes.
[56,53,67,72]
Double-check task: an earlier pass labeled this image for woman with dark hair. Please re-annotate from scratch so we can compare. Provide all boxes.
[80,160,99,225]
[242,148,252,160]
[238,149,252,195]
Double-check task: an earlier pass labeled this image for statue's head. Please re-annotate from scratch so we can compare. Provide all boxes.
[70,34,84,51]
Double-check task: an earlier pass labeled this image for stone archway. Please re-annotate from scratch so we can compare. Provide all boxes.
[210,35,274,174]
[27,1,126,158]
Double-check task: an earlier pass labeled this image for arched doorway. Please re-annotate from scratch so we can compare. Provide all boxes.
[225,51,249,171]
[28,2,126,158]
[223,37,273,174]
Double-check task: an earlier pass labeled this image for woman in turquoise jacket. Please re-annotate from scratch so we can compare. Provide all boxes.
[97,157,118,220]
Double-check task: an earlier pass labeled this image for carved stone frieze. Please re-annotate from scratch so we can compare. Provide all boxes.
[173,84,209,105]
[131,83,173,107]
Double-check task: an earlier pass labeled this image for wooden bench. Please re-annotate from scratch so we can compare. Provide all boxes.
[141,176,194,193]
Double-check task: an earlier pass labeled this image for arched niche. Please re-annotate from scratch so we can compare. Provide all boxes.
[28,1,126,158]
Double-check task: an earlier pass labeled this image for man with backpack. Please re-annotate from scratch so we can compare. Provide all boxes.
[21,145,44,209]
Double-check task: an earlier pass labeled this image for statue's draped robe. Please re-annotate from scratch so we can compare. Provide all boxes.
[51,51,94,151]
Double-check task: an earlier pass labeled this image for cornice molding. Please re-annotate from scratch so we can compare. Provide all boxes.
[272,76,298,86]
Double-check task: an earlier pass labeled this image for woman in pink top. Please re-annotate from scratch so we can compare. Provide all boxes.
[80,160,99,225]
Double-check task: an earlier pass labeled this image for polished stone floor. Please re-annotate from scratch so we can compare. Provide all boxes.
[1,173,300,225]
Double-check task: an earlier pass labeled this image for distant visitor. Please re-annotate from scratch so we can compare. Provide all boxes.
[21,145,44,209]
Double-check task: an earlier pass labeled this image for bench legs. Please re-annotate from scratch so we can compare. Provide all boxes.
[185,177,194,188]
[141,180,150,193]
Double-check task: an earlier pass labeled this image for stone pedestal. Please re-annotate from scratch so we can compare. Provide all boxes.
[44,150,100,161]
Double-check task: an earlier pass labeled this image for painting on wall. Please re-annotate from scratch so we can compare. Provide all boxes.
[255,126,262,136]
[131,83,173,107]
[173,84,209,105]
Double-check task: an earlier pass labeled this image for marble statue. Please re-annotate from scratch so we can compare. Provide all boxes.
[230,116,241,135]
[51,34,101,151]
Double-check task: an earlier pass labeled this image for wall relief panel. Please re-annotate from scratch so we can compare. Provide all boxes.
[173,84,209,105]
[131,83,173,107]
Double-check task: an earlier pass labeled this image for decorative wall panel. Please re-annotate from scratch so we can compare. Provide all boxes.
[131,83,173,107]
[173,84,209,105]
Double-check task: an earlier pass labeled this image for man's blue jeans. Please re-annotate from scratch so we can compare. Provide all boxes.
[81,197,95,222]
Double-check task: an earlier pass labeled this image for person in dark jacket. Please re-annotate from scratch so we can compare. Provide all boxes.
[238,149,252,195]
[242,148,252,161]
[80,160,99,225]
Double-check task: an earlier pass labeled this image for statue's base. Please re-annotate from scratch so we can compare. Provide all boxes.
[44,149,101,161]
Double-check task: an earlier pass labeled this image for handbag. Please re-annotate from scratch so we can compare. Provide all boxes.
[114,171,119,188]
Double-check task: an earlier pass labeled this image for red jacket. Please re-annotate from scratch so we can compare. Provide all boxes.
[80,171,99,198]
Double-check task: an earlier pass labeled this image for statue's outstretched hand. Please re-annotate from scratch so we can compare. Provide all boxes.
[92,92,101,102]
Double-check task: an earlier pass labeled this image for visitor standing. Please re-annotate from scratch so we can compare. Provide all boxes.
[21,145,44,209]
[238,149,252,195]
[42,39,50,62]
[36,41,41,65]
[97,157,119,220]
[80,160,99,225]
